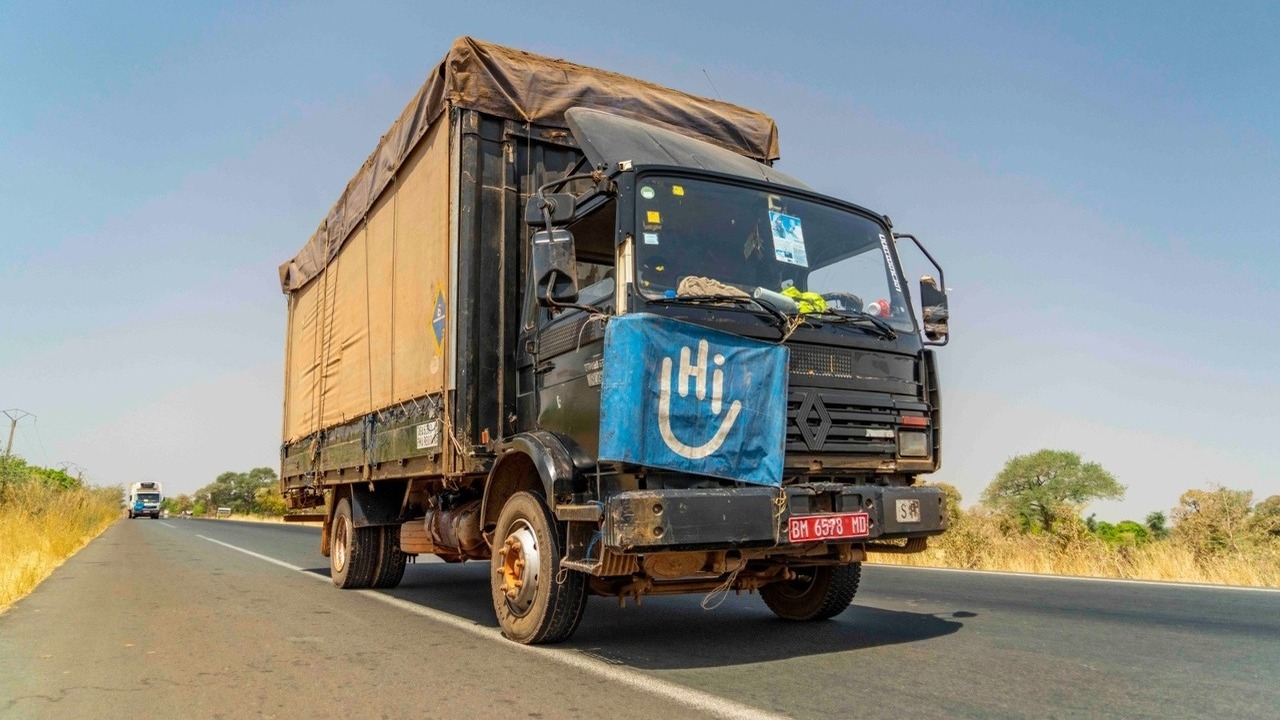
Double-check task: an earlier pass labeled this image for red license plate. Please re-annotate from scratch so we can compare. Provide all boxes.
[788,512,870,543]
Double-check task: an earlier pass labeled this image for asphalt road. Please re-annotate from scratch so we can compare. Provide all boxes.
[2,519,1278,719]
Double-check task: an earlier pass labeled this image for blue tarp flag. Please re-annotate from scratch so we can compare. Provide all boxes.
[599,313,788,487]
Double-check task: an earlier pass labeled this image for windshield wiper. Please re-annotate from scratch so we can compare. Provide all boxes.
[802,309,899,340]
[647,294,790,337]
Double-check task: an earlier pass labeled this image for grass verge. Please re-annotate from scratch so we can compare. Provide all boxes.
[0,483,120,609]
[869,514,1280,587]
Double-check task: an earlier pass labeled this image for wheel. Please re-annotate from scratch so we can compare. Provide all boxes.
[370,525,408,589]
[128,511,134,519]
[151,512,159,519]
[761,562,861,621]
[490,491,587,644]
[330,497,379,589]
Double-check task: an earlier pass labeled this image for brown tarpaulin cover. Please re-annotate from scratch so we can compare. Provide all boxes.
[282,122,450,443]
[278,36,780,293]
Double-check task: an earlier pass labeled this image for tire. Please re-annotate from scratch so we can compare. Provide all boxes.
[761,562,861,621]
[128,511,134,519]
[330,497,379,589]
[490,491,587,644]
[370,524,407,589]
[151,512,159,520]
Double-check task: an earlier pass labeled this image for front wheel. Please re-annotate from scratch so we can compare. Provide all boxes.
[490,491,587,644]
[761,562,861,621]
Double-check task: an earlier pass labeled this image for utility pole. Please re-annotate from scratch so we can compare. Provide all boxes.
[3,409,34,460]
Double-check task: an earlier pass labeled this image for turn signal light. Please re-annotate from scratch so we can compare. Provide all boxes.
[901,415,929,428]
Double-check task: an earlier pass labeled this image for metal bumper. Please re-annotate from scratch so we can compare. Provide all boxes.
[603,483,947,552]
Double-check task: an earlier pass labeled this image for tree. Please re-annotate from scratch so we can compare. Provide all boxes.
[982,450,1125,533]
[193,467,280,515]
[162,494,194,514]
[926,481,964,526]
[1093,519,1151,547]
[254,487,288,516]
[1145,511,1170,540]
[1249,495,1280,539]
[1172,485,1253,556]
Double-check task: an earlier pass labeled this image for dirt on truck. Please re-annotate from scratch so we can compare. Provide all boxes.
[278,37,953,644]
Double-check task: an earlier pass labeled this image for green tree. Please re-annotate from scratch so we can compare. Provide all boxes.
[194,467,279,515]
[1249,495,1280,539]
[926,481,964,526]
[1145,511,1170,540]
[254,487,288,516]
[1172,485,1254,556]
[162,494,194,514]
[1093,519,1151,547]
[982,450,1125,533]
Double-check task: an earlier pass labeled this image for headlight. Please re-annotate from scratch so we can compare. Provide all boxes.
[898,430,929,457]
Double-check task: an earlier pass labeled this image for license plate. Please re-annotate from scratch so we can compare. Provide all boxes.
[896,499,921,523]
[788,512,870,543]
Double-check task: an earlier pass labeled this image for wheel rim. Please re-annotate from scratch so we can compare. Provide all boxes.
[495,519,540,616]
[333,515,350,573]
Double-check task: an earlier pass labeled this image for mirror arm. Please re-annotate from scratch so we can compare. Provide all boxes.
[535,166,609,228]
[542,284,603,316]
[894,232,949,347]
[892,233,944,291]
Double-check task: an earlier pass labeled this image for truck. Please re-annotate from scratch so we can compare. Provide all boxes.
[278,37,952,644]
[127,481,162,519]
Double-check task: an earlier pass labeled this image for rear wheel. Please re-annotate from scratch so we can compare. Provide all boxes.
[370,524,408,589]
[330,497,379,589]
[761,563,861,621]
[490,491,587,644]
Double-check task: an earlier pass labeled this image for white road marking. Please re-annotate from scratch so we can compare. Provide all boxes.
[198,535,787,720]
[868,563,1280,593]
[156,521,177,528]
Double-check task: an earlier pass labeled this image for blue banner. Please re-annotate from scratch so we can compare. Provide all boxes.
[599,314,788,486]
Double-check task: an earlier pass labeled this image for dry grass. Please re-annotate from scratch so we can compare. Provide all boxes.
[870,512,1280,587]
[0,482,120,609]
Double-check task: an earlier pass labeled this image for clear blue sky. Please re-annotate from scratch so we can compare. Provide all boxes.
[2,1,1277,519]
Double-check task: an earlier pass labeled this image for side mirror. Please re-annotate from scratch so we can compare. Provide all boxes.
[531,229,579,305]
[524,193,577,226]
[919,275,949,344]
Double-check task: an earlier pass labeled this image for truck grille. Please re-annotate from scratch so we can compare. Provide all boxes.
[789,346,854,379]
[787,389,901,454]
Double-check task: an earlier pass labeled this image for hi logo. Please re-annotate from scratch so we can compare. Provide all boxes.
[657,339,742,459]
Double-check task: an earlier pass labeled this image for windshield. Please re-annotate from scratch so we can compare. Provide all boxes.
[634,175,915,332]
[137,493,160,502]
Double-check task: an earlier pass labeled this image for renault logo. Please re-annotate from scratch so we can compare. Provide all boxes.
[794,392,832,451]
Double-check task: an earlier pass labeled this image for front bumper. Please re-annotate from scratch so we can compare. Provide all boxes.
[603,483,947,552]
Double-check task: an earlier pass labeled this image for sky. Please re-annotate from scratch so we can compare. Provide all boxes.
[2,1,1277,519]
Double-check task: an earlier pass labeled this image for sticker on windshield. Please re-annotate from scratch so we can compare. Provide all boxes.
[647,210,662,224]
[640,186,655,200]
[769,211,808,267]
[672,185,685,196]
[644,232,660,245]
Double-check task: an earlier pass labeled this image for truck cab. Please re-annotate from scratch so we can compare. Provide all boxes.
[127,481,163,519]
[490,108,951,632]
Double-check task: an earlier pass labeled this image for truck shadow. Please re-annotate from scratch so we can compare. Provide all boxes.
[313,562,968,669]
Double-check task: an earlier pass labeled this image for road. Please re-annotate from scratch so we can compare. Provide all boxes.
[2,519,1278,719]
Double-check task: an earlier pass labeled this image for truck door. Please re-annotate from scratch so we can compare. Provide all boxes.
[522,202,617,457]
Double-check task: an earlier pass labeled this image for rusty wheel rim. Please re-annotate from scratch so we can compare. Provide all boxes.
[495,519,539,616]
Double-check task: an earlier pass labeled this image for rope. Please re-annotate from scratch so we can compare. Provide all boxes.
[700,564,743,610]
